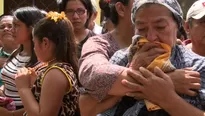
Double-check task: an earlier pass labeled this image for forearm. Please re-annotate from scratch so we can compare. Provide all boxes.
[160,93,205,116]
[18,88,39,116]
[79,61,126,100]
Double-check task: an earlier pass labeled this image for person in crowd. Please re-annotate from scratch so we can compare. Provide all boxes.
[184,0,205,56]
[88,0,103,34]
[15,11,79,116]
[79,0,201,116]
[0,7,46,115]
[0,15,18,88]
[97,0,205,115]
[99,0,115,34]
[57,0,96,58]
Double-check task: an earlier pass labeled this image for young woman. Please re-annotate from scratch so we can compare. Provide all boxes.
[15,11,80,116]
[0,7,46,115]
[57,0,96,58]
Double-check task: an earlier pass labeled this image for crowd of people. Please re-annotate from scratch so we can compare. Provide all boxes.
[0,0,205,116]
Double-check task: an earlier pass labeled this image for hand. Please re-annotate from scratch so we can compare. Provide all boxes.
[168,68,200,96]
[0,107,11,116]
[15,67,32,90]
[129,43,166,70]
[122,67,176,105]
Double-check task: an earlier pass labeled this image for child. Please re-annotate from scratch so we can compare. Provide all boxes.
[15,11,80,116]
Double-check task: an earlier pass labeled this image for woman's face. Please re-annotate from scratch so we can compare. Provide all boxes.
[12,18,31,44]
[0,16,18,48]
[65,0,88,30]
[0,16,13,39]
[134,4,178,47]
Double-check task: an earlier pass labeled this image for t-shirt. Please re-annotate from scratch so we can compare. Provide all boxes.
[1,53,30,107]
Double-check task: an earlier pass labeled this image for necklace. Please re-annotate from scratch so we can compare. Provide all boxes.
[28,58,56,74]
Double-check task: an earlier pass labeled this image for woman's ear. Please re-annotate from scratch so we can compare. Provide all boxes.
[184,21,190,34]
[115,2,126,17]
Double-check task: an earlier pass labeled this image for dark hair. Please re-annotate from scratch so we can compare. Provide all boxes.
[57,0,93,28]
[99,0,110,18]
[33,17,79,78]
[8,7,46,67]
[109,0,130,25]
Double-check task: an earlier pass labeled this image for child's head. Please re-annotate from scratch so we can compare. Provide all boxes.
[33,12,78,74]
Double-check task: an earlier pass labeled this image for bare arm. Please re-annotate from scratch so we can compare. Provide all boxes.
[16,68,69,116]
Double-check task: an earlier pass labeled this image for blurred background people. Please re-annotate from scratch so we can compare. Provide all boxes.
[57,0,96,58]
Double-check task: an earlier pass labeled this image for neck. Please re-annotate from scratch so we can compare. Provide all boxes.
[112,23,134,48]
[192,45,205,56]
[2,45,18,54]
[20,40,32,56]
[74,28,89,43]
[89,22,95,31]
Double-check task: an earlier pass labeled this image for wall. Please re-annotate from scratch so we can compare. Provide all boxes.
[96,0,101,25]
[0,0,3,15]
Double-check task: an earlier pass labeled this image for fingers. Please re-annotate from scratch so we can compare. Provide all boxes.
[127,69,148,84]
[189,83,201,90]
[187,71,200,77]
[126,92,144,100]
[121,79,143,90]
[139,67,154,79]
[186,90,198,96]
[139,42,159,52]
[188,76,201,83]
[147,47,167,56]
[154,67,170,81]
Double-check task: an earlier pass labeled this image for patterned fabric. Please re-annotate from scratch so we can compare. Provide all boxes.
[24,63,79,116]
[79,32,126,101]
[1,53,30,108]
[131,0,183,26]
[77,30,96,58]
[100,45,205,116]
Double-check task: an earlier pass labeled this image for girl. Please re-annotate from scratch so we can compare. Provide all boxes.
[0,7,46,115]
[15,11,80,116]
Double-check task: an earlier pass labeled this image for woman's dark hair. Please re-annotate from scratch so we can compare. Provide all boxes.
[109,0,130,25]
[8,6,46,67]
[33,17,79,79]
[57,0,93,28]
[99,0,110,18]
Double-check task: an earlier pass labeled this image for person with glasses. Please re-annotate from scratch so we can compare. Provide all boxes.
[57,0,96,58]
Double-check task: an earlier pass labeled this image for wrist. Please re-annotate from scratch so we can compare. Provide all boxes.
[18,88,31,95]
[159,91,180,110]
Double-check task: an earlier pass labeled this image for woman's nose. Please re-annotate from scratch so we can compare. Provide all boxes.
[146,29,158,42]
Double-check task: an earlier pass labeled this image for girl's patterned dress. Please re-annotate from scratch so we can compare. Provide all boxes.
[24,62,79,116]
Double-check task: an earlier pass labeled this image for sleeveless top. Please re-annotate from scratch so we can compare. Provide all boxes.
[24,62,80,116]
